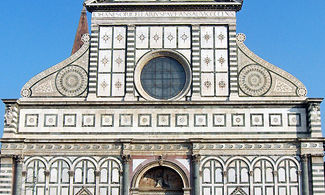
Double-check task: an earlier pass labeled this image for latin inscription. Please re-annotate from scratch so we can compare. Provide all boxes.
[93,11,236,18]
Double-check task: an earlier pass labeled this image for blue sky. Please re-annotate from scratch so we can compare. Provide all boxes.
[0,0,325,137]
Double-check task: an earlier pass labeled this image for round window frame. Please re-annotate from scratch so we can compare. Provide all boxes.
[134,50,192,101]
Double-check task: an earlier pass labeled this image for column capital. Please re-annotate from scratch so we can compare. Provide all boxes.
[14,155,24,164]
[300,154,310,162]
[192,154,201,163]
[122,154,132,164]
[68,170,74,177]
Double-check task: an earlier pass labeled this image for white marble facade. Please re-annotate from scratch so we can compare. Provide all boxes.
[1,1,324,195]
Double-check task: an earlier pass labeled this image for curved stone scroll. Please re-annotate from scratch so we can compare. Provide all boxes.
[236,33,307,98]
[21,34,90,98]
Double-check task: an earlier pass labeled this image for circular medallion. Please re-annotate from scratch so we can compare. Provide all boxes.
[239,65,271,96]
[21,88,31,97]
[297,87,307,97]
[56,65,88,97]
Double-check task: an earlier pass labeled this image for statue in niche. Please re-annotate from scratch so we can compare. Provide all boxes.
[4,106,14,126]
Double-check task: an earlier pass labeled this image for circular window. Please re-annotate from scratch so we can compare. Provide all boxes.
[135,50,192,101]
[140,57,186,100]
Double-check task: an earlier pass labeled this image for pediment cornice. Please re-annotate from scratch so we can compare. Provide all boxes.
[84,0,243,12]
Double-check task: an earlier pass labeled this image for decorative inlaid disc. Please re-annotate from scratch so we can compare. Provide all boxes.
[56,65,88,97]
[239,65,271,96]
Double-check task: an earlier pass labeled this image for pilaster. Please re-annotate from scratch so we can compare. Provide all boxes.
[122,155,131,195]
[192,154,201,195]
[310,154,325,194]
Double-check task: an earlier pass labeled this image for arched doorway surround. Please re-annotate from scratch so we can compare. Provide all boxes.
[131,160,191,195]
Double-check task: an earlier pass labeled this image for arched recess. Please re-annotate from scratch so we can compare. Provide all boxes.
[131,160,190,195]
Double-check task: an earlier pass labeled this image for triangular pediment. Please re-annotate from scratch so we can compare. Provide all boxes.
[75,187,93,195]
[230,187,247,195]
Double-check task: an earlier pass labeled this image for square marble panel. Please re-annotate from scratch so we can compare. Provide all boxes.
[98,50,112,73]
[82,114,95,127]
[178,26,191,49]
[63,114,77,127]
[215,73,228,96]
[201,73,215,97]
[288,113,301,127]
[111,74,125,97]
[25,114,39,127]
[113,26,126,49]
[164,27,177,48]
[215,26,228,49]
[176,114,189,127]
[157,114,171,127]
[194,114,208,127]
[201,49,214,72]
[138,114,152,127]
[213,114,226,127]
[112,50,125,73]
[136,26,149,48]
[99,26,113,49]
[269,114,282,127]
[250,114,264,127]
[97,74,111,97]
[101,114,114,127]
[200,26,214,48]
[215,50,228,71]
[44,114,58,127]
[232,114,245,127]
[120,114,133,127]
[150,27,163,48]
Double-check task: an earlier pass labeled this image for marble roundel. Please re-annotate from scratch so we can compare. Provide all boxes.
[55,65,88,97]
[239,65,271,96]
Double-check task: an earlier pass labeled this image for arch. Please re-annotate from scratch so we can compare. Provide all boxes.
[275,156,300,170]
[24,156,48,170]
[98,156,123,170]
[131,160,190,190]
[49,157,72,168]
[225,156,251,169]
[200,156,225,171]
[250,156,275,171]
[72,156,98,170]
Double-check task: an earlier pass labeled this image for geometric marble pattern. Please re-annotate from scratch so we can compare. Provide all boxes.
[98,26,126,97]
[250,114,264,127]
[44,114,58,127]
[21,111,306,130]
[200,25,229,97]
[25,114,39,127]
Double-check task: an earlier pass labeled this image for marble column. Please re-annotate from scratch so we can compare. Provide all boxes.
[122,155,131,195]
[192,154,201,195]
[301,154,310,195]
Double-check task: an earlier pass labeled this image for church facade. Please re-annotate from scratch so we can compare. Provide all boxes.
[1,0,324,195]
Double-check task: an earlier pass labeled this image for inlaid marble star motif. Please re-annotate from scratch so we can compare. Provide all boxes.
[167,34,174,42]
[101,57,109,65]
[139,33,146,41]
[218,57,225,65]
[102,34,110,42]
[101,81,108,89]
[115,80,122,89]
[204,33,211,42]
[181,33,188,42]
[116,34,124,42]
[204,81,212,88]
[219,81,226,88]
[218,33,225,41]
[153,33,160,42]
[115,56,123,65]
[204,57,211,65]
